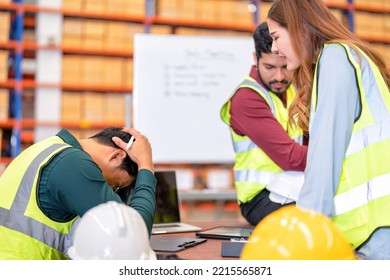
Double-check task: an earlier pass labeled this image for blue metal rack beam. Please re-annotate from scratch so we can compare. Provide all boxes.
[347,0,355,32]
[252,0,260,27]
[10,0,24,157]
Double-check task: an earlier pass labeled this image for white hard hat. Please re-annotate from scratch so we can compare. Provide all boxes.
[266,171,304,204]
[67,201,157,260]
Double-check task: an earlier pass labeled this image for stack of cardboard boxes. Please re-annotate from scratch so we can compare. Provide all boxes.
[63,0,145,17]
[61,91,126,125]
[63,19,145,52]
[157,0,254,26]
[61,54,132,125]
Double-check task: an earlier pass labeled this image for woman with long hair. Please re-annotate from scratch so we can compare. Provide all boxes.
[267,0,390,259]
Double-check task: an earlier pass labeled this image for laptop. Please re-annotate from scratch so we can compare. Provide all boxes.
[152,171,202,234]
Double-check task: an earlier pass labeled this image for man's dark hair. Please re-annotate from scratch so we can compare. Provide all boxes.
[253,21,273,59]
[89,127,138,178]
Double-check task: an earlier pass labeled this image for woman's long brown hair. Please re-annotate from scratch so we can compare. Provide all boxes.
[268,0,390,134]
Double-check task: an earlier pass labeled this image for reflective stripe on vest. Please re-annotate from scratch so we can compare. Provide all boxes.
[221,76,303,203]
[233,131,302,154]
[240,78,276,114]
[234,169,275,186]
[312,43,390,248]
[0,144,69,251]
[334,173,390,215]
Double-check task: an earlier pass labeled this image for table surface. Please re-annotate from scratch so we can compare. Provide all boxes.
[153,221,253,260]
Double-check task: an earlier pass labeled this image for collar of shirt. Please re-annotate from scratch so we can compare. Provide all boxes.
[56,129,83,150]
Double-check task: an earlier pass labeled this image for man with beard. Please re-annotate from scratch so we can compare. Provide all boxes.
[221,22,308,226]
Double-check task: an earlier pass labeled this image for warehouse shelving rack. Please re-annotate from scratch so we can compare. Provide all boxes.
[0,0,388,163]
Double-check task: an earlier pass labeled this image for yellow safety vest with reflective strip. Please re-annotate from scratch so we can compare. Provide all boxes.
[0,136,78,259]
[221,76,303,204]
[312,43,390,249]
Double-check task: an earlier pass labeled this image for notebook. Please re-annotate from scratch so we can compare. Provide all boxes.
[195,226,254,240]
[151,171,202,234]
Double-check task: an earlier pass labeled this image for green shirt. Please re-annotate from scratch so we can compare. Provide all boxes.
[38,129,157,234]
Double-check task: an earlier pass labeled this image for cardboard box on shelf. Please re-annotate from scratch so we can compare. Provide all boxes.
[0,89,9,120]
[63,19,83,36]
[257,1,272,23]
[103,93,126,123]
[216,0,235,25]
[63,34,82,49]
[83,36,104,50]
[157,0,180,18]
[84,20,106,37]
[0,12,10,41]
[385,15,390,40]
[106,21,127,37]
[106,0,123,14]
[104,22,127,50]
[199,1,218,24]
[82,20,106,49]
[62,0,83,11]
[82,56,103,85]
[82,92,104,122]
[62,19,83,48]
[181,0,198,21]
[122,59,133,88]
[232,1,253,26]
[0,67,7,82]
[0,51,8,81]
[354,11,370,37]
[62,55,83,85]
[61,92,82,122]
[124,0,145,17]
[104,37,125,51]
[175,27,201,36]
[83,0,106,14]
[102,57,124,87]
[123,23,144,52]
[0,50,8,67]
[150,25,173,34]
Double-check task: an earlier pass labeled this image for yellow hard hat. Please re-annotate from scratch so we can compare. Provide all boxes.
[240,205,357,260]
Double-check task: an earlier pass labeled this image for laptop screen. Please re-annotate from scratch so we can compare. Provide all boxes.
[154,171,181,224]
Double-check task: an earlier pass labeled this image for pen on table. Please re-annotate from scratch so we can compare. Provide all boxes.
[126,135,135,150]
[178,241,197,248]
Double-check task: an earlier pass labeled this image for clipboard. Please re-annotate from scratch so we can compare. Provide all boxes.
[195,226,254,240]
[150,236,207,252]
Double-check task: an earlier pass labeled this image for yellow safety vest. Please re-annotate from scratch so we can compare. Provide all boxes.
[221,76,303,203]
[312,43,390,248]
[0,136,77,259]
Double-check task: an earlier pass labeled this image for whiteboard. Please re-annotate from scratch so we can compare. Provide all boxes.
[133,34,253,164]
